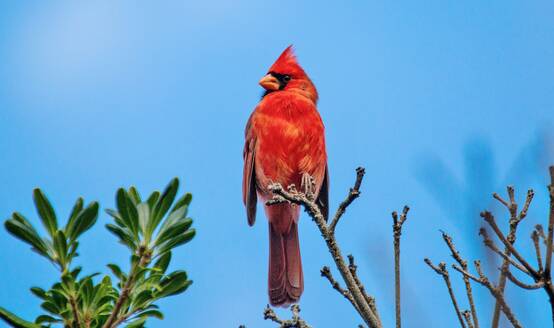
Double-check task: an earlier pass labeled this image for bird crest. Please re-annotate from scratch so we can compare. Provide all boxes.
[268,45,307,78]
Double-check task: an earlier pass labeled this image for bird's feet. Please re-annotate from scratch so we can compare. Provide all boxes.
[301,173,316,201]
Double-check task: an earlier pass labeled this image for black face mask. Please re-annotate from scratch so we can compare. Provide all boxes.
[261,72,292,99]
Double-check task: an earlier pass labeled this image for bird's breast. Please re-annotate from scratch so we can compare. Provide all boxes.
[251,93,327,195]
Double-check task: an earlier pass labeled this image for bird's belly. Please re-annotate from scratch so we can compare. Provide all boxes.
[255,124,326,195]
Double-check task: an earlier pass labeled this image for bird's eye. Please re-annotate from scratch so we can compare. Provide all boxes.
[283,75,291,82]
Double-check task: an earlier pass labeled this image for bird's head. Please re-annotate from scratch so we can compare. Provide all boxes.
[259,45,318,103]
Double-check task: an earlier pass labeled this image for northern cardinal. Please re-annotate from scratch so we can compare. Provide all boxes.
[243,46,328,306]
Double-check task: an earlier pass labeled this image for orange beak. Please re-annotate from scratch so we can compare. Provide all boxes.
[259,74,280,91]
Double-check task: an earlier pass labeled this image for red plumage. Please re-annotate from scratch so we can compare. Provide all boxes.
[243,46,328,307]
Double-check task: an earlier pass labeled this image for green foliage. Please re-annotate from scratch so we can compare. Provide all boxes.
[0,307,41,328]
[5,194,98,271]
[105,178,195,258]
[1,178,195,328]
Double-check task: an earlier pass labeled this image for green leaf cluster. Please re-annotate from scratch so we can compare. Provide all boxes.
[5,190,98,272]
[0,178,195,328]
[105,178,195,261]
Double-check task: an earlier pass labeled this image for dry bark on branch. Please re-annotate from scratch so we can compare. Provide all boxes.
[392,206,409,328]
[452,261,523,328]
[489,187,534,328]
[463,310,474,328]
[320,266,358,312]
[347,254,381,322]
[428,166,554,328]
[424,259,467,328]
[441,232,479,328]
[263,305,311,328]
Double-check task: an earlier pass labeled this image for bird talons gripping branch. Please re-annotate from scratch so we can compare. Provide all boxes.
[301,173,317,201]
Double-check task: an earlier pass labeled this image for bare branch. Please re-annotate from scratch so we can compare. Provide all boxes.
[441,232,479,328]
[536,224,547,245]
[329,167,365,233]
[463,311,474,328]
[490,187,534,328]
[392,206,409,228]
[321,266,358,311]
[492,192,510,209]
[264,304,311,328]
[392,206,409,328]
[452,261,523,328]
[485,171,554,325]
[479,228,530,275]
[480,211,539,278]
[348,255,381,323]
[264,306,284,325]
[432,168,554,327]
[507,186,516,213]
[452,263,480,282]
[424,259,466,328]
[532,229,544,274]
[441,231,466,267]
[545,166,554,276]
[503,268,544,290]
[487,187,535,328]
[519,189,535,221]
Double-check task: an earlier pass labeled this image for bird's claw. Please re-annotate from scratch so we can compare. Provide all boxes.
[287,184,298,193]
[301,173,316,200]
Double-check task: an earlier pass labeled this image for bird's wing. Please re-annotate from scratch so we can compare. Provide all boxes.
[316,165,329,221]
[243,117,257,226]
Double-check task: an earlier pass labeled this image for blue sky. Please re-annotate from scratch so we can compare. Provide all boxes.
[1,1,554,327]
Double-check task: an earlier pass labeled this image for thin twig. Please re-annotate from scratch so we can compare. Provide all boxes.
[492,192,509,209]
[347,255,381,324]
[264,304,311,328]
[479,228,530,275]
[545,166,554,324]
[536,224,547,246]
[545,166,554,277]
[485,171,554,326]
[329,167,365,233]
[432,168,554,328]
[441,231,479,328]
[463,311,474,328]
[453,261,523,328]
[532,230,544,274]
[481,211,539,278]
[519,189,535,221]
[264,306,284,325]
[503,268,544,290]
[425,259,466,328]
[321,266,359,312]
[392,206,409,328]
[490,188,533,328]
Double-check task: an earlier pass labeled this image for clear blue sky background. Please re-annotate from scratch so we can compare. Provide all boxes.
[1,1,554,327]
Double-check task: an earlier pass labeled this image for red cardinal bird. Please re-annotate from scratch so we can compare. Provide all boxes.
[243,46,328,306]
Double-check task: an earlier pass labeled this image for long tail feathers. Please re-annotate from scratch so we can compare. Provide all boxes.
[268,220,303,307]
